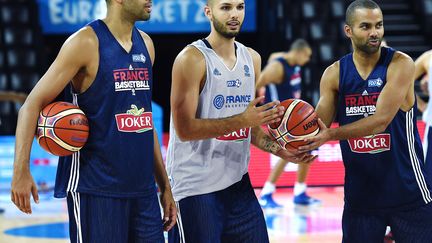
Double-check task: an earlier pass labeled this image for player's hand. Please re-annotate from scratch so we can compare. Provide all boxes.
[241,96,284,127]
[160,188,177,231]
[11,167,39,214]
[256,87,266,104]
[298,118,330,152]
[276,149,317,164]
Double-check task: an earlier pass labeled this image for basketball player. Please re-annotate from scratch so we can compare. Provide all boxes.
[256,39,321,208]
[414,50,432,164]
[299,0,432,242]
[166,0,316,242]
[10,0,176,242]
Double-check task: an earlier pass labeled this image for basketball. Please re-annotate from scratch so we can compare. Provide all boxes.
[36,102,89,156]
[268,99,320,151]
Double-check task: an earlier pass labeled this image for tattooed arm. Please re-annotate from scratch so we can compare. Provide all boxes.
[250,127,316,164]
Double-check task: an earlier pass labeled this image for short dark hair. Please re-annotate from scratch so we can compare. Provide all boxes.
[345,0,380,26]
[290,39,310,52]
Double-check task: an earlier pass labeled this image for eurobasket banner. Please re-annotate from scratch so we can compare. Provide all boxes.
[37,0,257,34]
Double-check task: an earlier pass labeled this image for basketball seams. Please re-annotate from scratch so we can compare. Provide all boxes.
[288,110,316,135]
[45,136,75,155]
[272,99,300,137]
[51,112,88,131]
[37,102,88,156]
[268,98,320,150]
[42,136,54,155]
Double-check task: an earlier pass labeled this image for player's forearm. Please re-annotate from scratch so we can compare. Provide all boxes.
[152,130,171,193]
[14,104,40,171]
[251,127,280,154]
[175,114,247,141]
[153,160,171,194]
[328,114,389,141]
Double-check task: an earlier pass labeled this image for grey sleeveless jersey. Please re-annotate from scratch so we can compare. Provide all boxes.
[423,54,432,126]
[166,40,255,201]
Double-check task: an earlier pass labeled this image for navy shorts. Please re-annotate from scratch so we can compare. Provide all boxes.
[67,191,164,243]
[342,202,432,243]
[168,173,269,243]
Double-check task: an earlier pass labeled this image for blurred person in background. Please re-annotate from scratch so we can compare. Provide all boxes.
[256,39,320,208]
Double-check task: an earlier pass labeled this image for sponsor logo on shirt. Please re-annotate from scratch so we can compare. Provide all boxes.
[216,128,250,141]
[115,105,153,133]
[132,53,146,63]
[113,65,150,95]
[347,134,391,154]
[368,78,383,88]
[226,79,242,88]
[344,91,379,117]
[213,94,252,109]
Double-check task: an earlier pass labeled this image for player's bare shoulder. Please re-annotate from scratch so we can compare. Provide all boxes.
[247,47,262,69]
[389,51,415,74]
[138,30,155,63]
[247,47,261,62]
[392,51,414,64]
[171,45,206,87]
[321,61,340,90]
[66,26,99,54]
[175,45,206,70]
[323,61,340,82]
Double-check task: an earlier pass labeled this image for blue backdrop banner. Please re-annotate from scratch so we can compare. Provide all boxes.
[37,0,256,34]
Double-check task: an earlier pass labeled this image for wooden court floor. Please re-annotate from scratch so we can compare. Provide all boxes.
[0,187,345,243]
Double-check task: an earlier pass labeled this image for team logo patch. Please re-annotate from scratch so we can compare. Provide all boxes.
[113,66,150,95]
[213,68,221,76]
[227,79,242,88]
[345,92,379,117]
[217,128,250,141]
[115,105,153,133]
[213,94,252,109]
[347,134,391,154]
[132,53,146,63]
[368,78,383,88]
[244,65,250,77]
[213,95,225,109]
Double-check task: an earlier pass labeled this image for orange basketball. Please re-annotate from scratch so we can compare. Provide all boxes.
[268,99,320,151]
[36,102,89,156]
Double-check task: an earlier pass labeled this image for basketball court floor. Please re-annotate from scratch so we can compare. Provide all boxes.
[0,187,346,243]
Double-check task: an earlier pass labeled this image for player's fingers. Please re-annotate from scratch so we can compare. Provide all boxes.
[11,191,15,204]
[18,193,26,213]
[257,100,281,111]
[170,204,177,222]
[261,109,284,124]
[31,185,39,204]
[317,118,326,129]
[166,210,177,231]
[261,116,281,125]
[304,155,318,163]
[299,142,317,152]
[249,96,265,107]
[163,207,169,223]
[24,194,31,214]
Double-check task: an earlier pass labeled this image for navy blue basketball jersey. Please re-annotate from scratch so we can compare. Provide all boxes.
[266,57,301,102]
[337,47,432,212]
[54,20,155,198]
